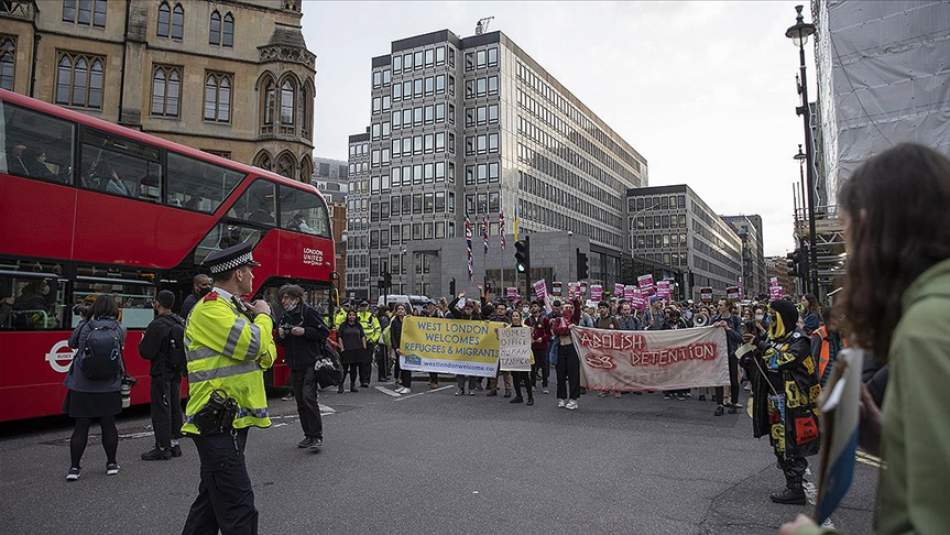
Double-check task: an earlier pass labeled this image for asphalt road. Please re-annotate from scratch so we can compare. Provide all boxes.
[0,379,877,534]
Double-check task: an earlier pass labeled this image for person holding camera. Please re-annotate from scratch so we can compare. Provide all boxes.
[712,298,742,416]
[138,290,187,461]
[180,242,276,535]
[276,284,330,449]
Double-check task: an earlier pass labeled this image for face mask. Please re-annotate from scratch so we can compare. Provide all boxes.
[754,313,764,321]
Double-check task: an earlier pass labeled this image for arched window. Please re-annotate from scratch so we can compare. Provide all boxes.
[279,78,295,126]
[151,65,181,117]
[0,37,15,91]
[204,72,231,123]
[261,77,275,129]
[55,52,103,109]
[171,4,184,40]
[222,13,234,47]
[157,2,170,37]
[299,155,313,182]
[254,151,273,171]
[209,10,220,45]
[276,152,296,179]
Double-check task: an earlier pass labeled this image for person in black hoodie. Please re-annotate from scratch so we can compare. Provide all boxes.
[139,290,186,461]
[276,284,330,449]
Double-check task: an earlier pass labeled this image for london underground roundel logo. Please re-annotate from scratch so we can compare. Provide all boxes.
[46,340,76,373]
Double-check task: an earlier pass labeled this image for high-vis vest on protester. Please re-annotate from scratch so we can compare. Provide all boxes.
[180,292,277,435]
[358,311,381,344]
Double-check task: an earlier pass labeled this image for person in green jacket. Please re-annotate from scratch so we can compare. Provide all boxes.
[781,144,950,534]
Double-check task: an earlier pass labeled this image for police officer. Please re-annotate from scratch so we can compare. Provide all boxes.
[180,242,276,535]
[356,300,381,387]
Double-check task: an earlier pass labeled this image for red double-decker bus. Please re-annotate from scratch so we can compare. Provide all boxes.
[0,89,336,423]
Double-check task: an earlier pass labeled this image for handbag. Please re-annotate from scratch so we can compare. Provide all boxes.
[314,358,342,388]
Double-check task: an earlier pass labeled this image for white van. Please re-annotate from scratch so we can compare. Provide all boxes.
[377,294,433,313]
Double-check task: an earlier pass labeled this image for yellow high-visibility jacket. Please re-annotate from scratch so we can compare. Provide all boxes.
[181,290,276,435]
[358,311,381,344]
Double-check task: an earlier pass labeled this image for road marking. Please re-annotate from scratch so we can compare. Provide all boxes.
[118,431,154,440]
[375,385,402,397]
[393,384,455,402]
[856,451,882,468]
[320,404,337,415]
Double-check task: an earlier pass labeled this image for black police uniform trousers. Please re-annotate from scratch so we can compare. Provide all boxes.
[151,373,183,450]
[182,428,257,535]
[358,343,374,385]
[290,367,323,439]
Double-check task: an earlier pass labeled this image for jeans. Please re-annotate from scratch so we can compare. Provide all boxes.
[290,368,323,439]
[182,428,257,535]
[531,349,549,387]
[151,373,183,449]
[512,371,533,399]
[715,354,740,405]
[555,343,581,400]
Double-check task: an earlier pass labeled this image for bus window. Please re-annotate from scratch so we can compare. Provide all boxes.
[0,260,66,330]
[194,222,263,266]
[79,127,162,203]
[228,179,276,226]
[0,101,74,185]
[73,266,157,329]
[166,152,243,213]
[278,185,330,238]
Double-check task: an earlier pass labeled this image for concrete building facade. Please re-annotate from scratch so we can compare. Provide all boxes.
[345,29,647,301]
[312,156,347,204]
[722,214,767,298]
[0,0,315,177]
[626,185,742,300]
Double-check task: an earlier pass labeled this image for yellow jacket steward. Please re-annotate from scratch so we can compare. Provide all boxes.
[333,309,347,329]
[358,311,381,344]
[181,291,276,435]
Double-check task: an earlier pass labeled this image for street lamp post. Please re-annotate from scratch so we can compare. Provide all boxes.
[786,5,820,298]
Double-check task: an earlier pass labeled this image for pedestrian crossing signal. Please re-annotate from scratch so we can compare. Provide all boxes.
[514,237,530,274]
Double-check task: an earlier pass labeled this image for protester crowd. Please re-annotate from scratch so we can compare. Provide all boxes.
[56,143,950,535]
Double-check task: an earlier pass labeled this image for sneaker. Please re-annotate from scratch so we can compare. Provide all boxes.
[542,388,550,395]
[66,467,81,481]
[455,389,465,396]
[526,397,535,406]
[281,392,294,401]
[106,463,120,476]
[170,444,183,458]
[557,399,567,408]
[310,438,324,449]
[597,391,608,398]
[297,437,315,448]
[566,399,578,410]
[397,386,411,394]
[510,396,524,404]
[467,390,475,396]
[141,447,172,461]
[714,405,725,417]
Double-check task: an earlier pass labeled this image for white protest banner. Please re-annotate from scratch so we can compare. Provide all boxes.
[498,326,533,372]
[591,284,603,302]
[533,279,548,301]
[573,325,729,391]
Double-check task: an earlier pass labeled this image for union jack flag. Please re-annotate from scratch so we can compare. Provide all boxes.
[481,216,489,255]
[499,210,506,251]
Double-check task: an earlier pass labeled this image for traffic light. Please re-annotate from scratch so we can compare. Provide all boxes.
[514,236,530,274]
[576,249,589,280]
[382,270,392,289]
[786,250,799,277]
[449,277,456,296]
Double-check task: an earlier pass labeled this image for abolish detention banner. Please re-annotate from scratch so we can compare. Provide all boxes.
[572,326,729,391]
[400,317,506,378]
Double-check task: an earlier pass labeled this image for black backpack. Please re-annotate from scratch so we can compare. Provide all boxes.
[80,322,123,381]
[165,315,188,375]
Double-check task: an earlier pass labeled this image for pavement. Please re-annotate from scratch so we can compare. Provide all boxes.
[0,379,877,535]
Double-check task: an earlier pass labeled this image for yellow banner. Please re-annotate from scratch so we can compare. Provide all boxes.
[400,317,506,377]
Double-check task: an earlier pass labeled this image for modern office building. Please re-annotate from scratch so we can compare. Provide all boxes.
[0,0,315,177]
[722,214,767,298]
[626,185,742,299]
[312,156,348,204]
[345,28,648,301]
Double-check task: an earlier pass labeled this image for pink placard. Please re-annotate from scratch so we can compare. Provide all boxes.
[533,279,548,301]
[591,284,603,302]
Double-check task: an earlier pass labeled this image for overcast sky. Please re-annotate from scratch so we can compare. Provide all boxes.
[301,1,816,257]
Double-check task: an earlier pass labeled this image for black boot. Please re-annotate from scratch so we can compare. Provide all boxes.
[769,486,806,505]
[510,396,524,404]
